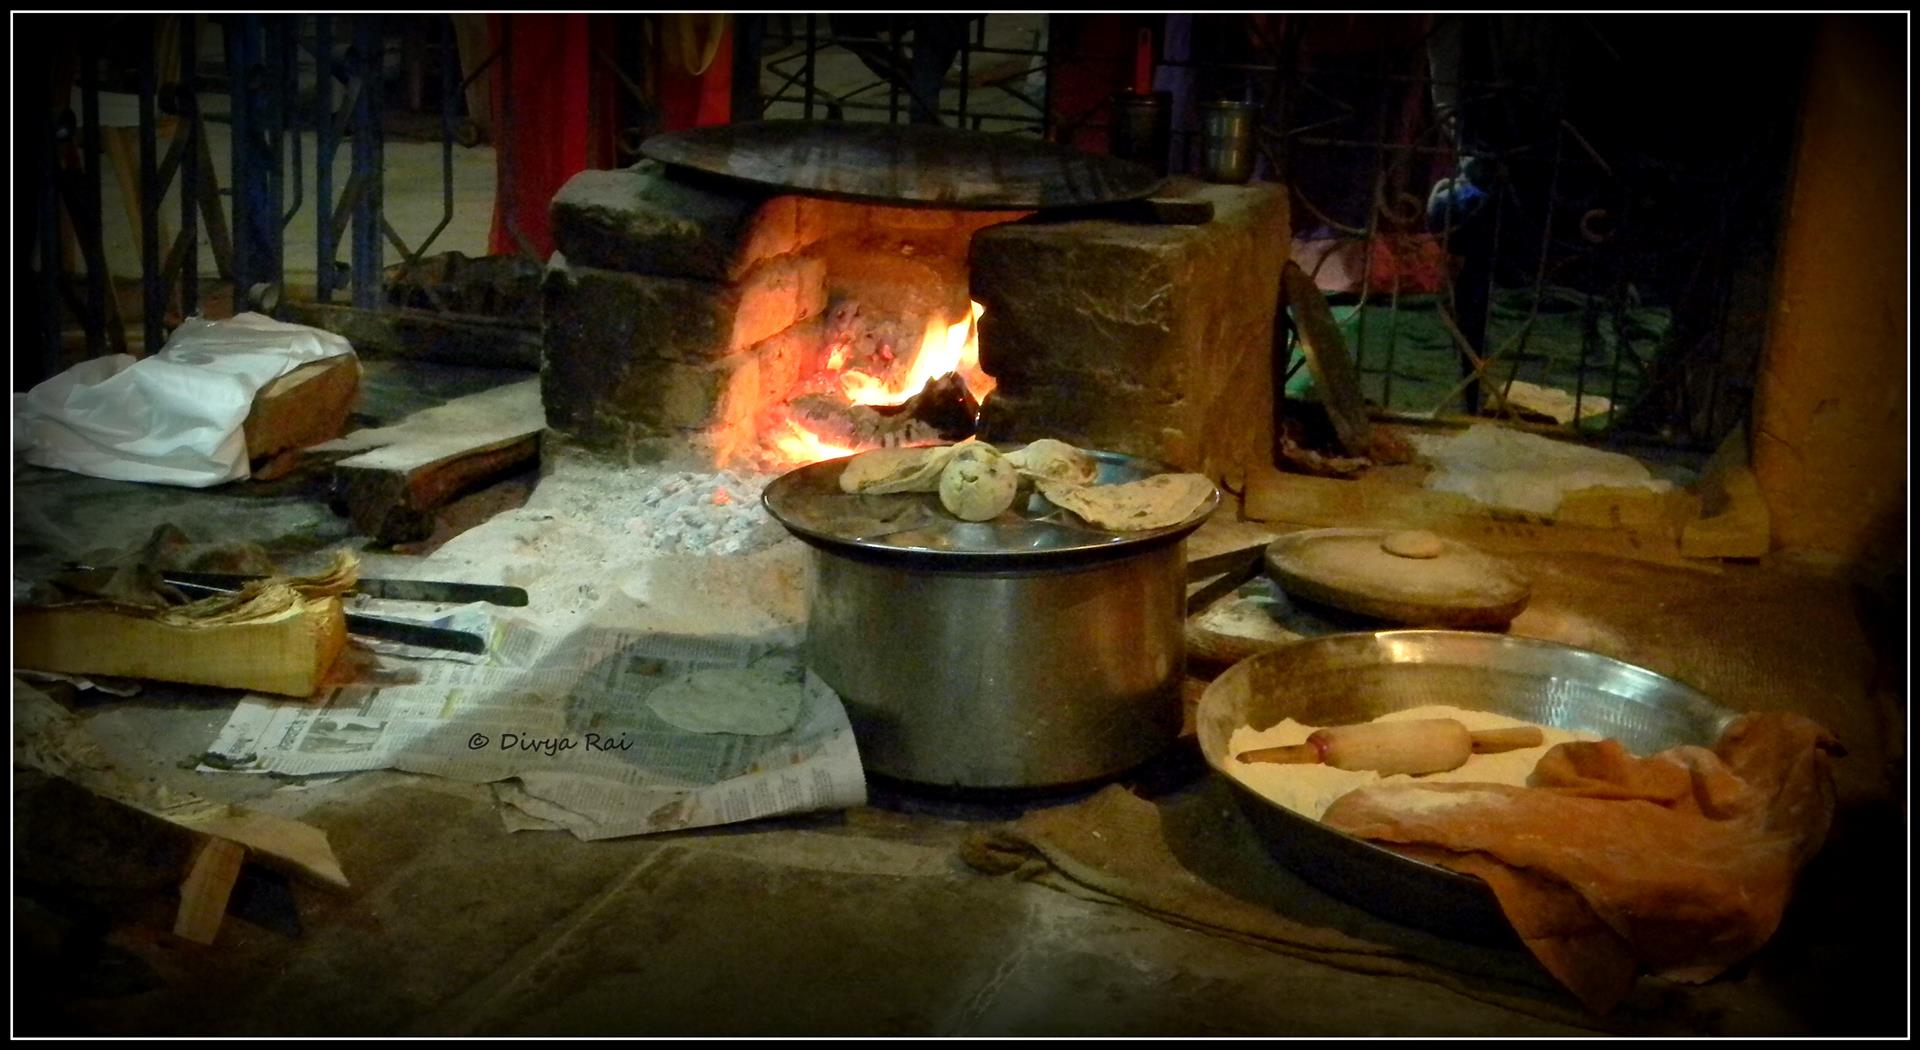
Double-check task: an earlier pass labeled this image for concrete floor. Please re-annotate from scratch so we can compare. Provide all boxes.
[11,360,1909,1037]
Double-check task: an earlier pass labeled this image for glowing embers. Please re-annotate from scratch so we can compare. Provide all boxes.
[765,300,992,468]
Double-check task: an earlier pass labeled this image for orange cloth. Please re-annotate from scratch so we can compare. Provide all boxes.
[1322,712,1841,1012]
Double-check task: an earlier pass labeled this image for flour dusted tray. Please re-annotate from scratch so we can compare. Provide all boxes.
[1195,630,1738,942]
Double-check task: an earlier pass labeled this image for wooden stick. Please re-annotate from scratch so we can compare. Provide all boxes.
[1469,726,1544,753]
[174,836,247,946]
[1236,743,1324,765]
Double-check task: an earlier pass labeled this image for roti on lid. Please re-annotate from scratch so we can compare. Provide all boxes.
[837,443,962,495]
[1039,472,1216,531]
[1004,438,1099,486]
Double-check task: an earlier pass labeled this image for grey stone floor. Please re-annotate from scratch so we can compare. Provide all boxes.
[11,360,1908,1037]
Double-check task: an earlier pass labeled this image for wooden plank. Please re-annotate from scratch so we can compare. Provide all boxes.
[15,678,352,892]
[1682,465,1771,559]
[282,300,542,370]
[1242,468,1714,572]
[335,433,539,543]
[1681,427,1772,559]
[173,836,247,946]
[1554,484,1703,541]
[166,801,351,891]
[316,379,544,544]
[243,354,362,463]
[13,597,348,698]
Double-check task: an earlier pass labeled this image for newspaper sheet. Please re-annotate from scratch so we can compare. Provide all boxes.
[201,620,867,840]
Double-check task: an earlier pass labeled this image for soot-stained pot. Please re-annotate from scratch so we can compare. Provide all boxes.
[763,445,1218,789]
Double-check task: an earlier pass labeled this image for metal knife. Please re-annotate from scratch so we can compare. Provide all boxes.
[161,570,528,608]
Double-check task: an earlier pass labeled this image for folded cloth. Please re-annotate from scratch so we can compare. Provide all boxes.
[1322,712,1841,1013]
[961,780,1687,1030]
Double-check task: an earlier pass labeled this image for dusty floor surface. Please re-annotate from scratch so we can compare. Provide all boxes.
[11,362,1909,1037]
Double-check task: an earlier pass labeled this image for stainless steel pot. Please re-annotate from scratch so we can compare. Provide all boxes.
[764,447,1217,788]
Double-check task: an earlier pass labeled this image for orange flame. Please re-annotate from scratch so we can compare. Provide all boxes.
[769,418,861,464]
[839,301,994,407]
[764,301,994,469]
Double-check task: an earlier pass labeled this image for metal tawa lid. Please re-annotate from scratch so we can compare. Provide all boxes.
[762,445,1219,571]
[642,120,1164,211]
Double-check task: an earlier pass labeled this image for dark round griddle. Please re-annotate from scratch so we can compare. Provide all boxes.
[642,120,1164,211]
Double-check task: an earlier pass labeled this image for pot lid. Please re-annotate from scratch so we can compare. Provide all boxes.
[642,120,1164,210]
[762,445,1218,567]
[1263,528,1530,628]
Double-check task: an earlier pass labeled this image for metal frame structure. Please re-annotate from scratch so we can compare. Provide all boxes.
[738,14,1055,135]
[26,14,1777,453]
[1158,13,1787,451]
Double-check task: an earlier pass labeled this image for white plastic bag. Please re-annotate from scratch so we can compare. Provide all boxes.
[14,312,355,487]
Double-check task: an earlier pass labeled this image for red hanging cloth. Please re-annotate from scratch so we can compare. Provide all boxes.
[487,13,591,259]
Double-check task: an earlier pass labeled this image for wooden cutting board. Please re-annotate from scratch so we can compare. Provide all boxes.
[1263,528,1531,629]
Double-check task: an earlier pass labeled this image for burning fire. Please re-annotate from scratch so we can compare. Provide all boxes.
[767,300,994,467]
[837,301,994,407]
[770,418,862,464]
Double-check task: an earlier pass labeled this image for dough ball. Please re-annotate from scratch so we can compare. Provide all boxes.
[1381,530,1446,559]
[938,447,1019,521]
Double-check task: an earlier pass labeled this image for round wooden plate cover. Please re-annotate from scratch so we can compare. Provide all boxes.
[1263,528,1530,628]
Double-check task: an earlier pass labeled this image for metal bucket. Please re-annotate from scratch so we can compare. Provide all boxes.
[764,446,1217,788]
[805,539,1187,788]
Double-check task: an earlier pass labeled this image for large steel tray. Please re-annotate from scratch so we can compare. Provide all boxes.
[1195,630,1738,943]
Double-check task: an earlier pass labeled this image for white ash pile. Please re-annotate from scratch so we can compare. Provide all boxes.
[523,462,786,558]
[621,469,786,556]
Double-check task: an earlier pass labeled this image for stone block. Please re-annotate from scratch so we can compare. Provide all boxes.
[545,257,824,369]
[972,178,1289,476]
[550,162,807,282]
[821,240,972,330]
[797,197,870,244]
[543,257,830,454]
[748,316,825,405]
[735,255,828,352]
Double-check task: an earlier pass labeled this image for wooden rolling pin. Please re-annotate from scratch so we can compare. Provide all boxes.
[1236,718,1545,776]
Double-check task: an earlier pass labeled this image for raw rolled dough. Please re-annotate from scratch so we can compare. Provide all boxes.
[645,659,806,736]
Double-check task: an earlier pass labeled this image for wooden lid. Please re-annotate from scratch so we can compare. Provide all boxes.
[1263,528,1530,628]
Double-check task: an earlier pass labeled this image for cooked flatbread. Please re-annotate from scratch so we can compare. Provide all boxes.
[1039,472,1216,531]
[938,445,1020,521]
[837,443,961,495]
[1004,438,1099,486]
[645,659,805,736]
